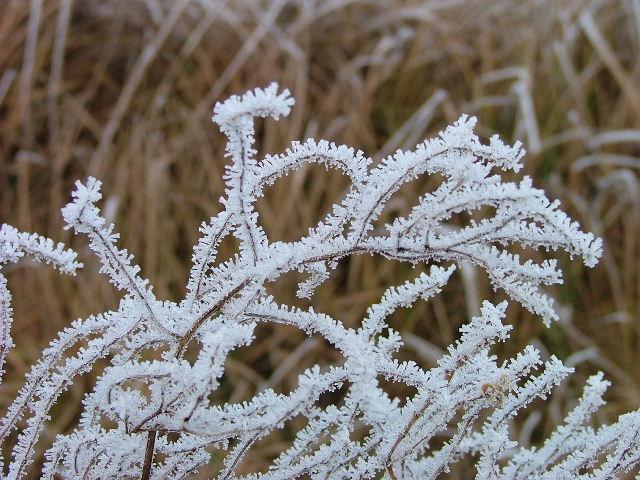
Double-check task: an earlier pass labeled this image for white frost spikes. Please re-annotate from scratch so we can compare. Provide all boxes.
[0,83,634,480]
[212,82,294,129]
[0,224,81,274]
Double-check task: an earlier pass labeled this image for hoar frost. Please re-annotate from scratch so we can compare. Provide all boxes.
[1,83,638,479]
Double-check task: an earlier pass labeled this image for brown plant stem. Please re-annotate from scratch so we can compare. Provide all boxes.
[140,430,157,480]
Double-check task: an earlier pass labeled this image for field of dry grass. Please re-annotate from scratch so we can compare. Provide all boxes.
[1,0,639,476]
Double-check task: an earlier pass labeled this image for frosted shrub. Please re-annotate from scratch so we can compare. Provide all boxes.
[1,84,639,479]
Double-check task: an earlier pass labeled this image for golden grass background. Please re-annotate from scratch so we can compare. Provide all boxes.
[0,0,639,476]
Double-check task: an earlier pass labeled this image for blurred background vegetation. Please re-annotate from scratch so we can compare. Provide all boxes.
[0,0,639,476]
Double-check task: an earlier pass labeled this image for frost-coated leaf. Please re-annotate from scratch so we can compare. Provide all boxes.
[1,84,634,480]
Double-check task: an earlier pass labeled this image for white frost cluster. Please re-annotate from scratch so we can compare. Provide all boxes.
[1,84,638,479]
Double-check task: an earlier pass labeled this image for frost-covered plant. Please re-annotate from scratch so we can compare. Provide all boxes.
[1,83,639,479]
